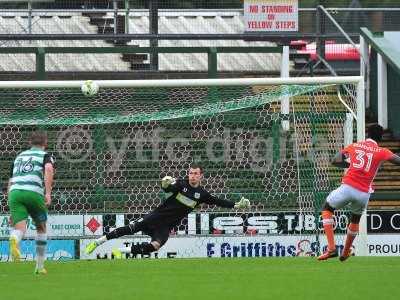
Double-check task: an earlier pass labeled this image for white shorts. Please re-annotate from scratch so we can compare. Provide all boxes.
[326,184,370,215]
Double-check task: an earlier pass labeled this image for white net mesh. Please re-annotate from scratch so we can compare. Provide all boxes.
[0,78,361,260]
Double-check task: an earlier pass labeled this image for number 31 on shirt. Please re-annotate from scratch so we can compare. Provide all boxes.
[352,150,373,172]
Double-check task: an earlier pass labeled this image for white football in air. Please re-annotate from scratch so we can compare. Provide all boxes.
[81,80,99,97]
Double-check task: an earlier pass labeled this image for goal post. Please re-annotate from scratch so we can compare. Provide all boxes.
[0,76,366,260]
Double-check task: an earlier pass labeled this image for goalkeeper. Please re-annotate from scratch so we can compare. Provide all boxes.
[85,164,250,257]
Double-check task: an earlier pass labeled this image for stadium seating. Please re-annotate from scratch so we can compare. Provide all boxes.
[0,10,281,72]
[0,13,130,72]
[125,10,280,71]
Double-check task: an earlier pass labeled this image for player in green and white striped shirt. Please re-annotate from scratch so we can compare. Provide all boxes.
[8,131,55,275]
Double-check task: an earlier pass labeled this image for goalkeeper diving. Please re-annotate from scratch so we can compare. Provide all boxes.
[86,164,250,257]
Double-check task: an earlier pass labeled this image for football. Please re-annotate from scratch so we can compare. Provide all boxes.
[81,80,99,97]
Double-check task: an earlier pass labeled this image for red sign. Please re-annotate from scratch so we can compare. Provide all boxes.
[86,217,101,233]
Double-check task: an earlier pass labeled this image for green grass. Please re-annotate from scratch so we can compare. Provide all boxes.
[1,258,399,300]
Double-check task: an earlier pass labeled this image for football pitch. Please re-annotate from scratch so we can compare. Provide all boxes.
[1,257,399,300]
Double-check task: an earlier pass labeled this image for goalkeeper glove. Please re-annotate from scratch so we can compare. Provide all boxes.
[161,176,176,189]
[234,197,250,209]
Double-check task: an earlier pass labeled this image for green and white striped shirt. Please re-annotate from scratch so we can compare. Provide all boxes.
[10,147,54,196]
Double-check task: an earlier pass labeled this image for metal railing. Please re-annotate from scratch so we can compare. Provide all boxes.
[0,46,283,79]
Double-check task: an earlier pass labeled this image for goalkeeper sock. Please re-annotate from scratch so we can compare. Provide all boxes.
[106,225,133,240]
[95,235,107,245]
[106,222,144,240]
[321,210,335,251]
[35,233,47,270]
[342,223,359,256]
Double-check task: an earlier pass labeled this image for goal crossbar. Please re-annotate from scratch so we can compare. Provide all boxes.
[0,76,363,89]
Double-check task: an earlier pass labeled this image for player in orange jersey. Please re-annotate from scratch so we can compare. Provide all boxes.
[318,124,400,261]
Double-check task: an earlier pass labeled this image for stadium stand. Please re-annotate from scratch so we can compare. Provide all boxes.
[123,10,280,71]
[0,12,131,71]
[0,10,281,72]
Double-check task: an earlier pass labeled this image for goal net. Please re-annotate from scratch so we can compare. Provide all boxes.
[0,76,365,260]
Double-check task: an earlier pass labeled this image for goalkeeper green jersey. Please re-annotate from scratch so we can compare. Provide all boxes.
[9,147,55,196]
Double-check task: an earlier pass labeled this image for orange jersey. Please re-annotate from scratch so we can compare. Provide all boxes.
[341,139,393,193]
